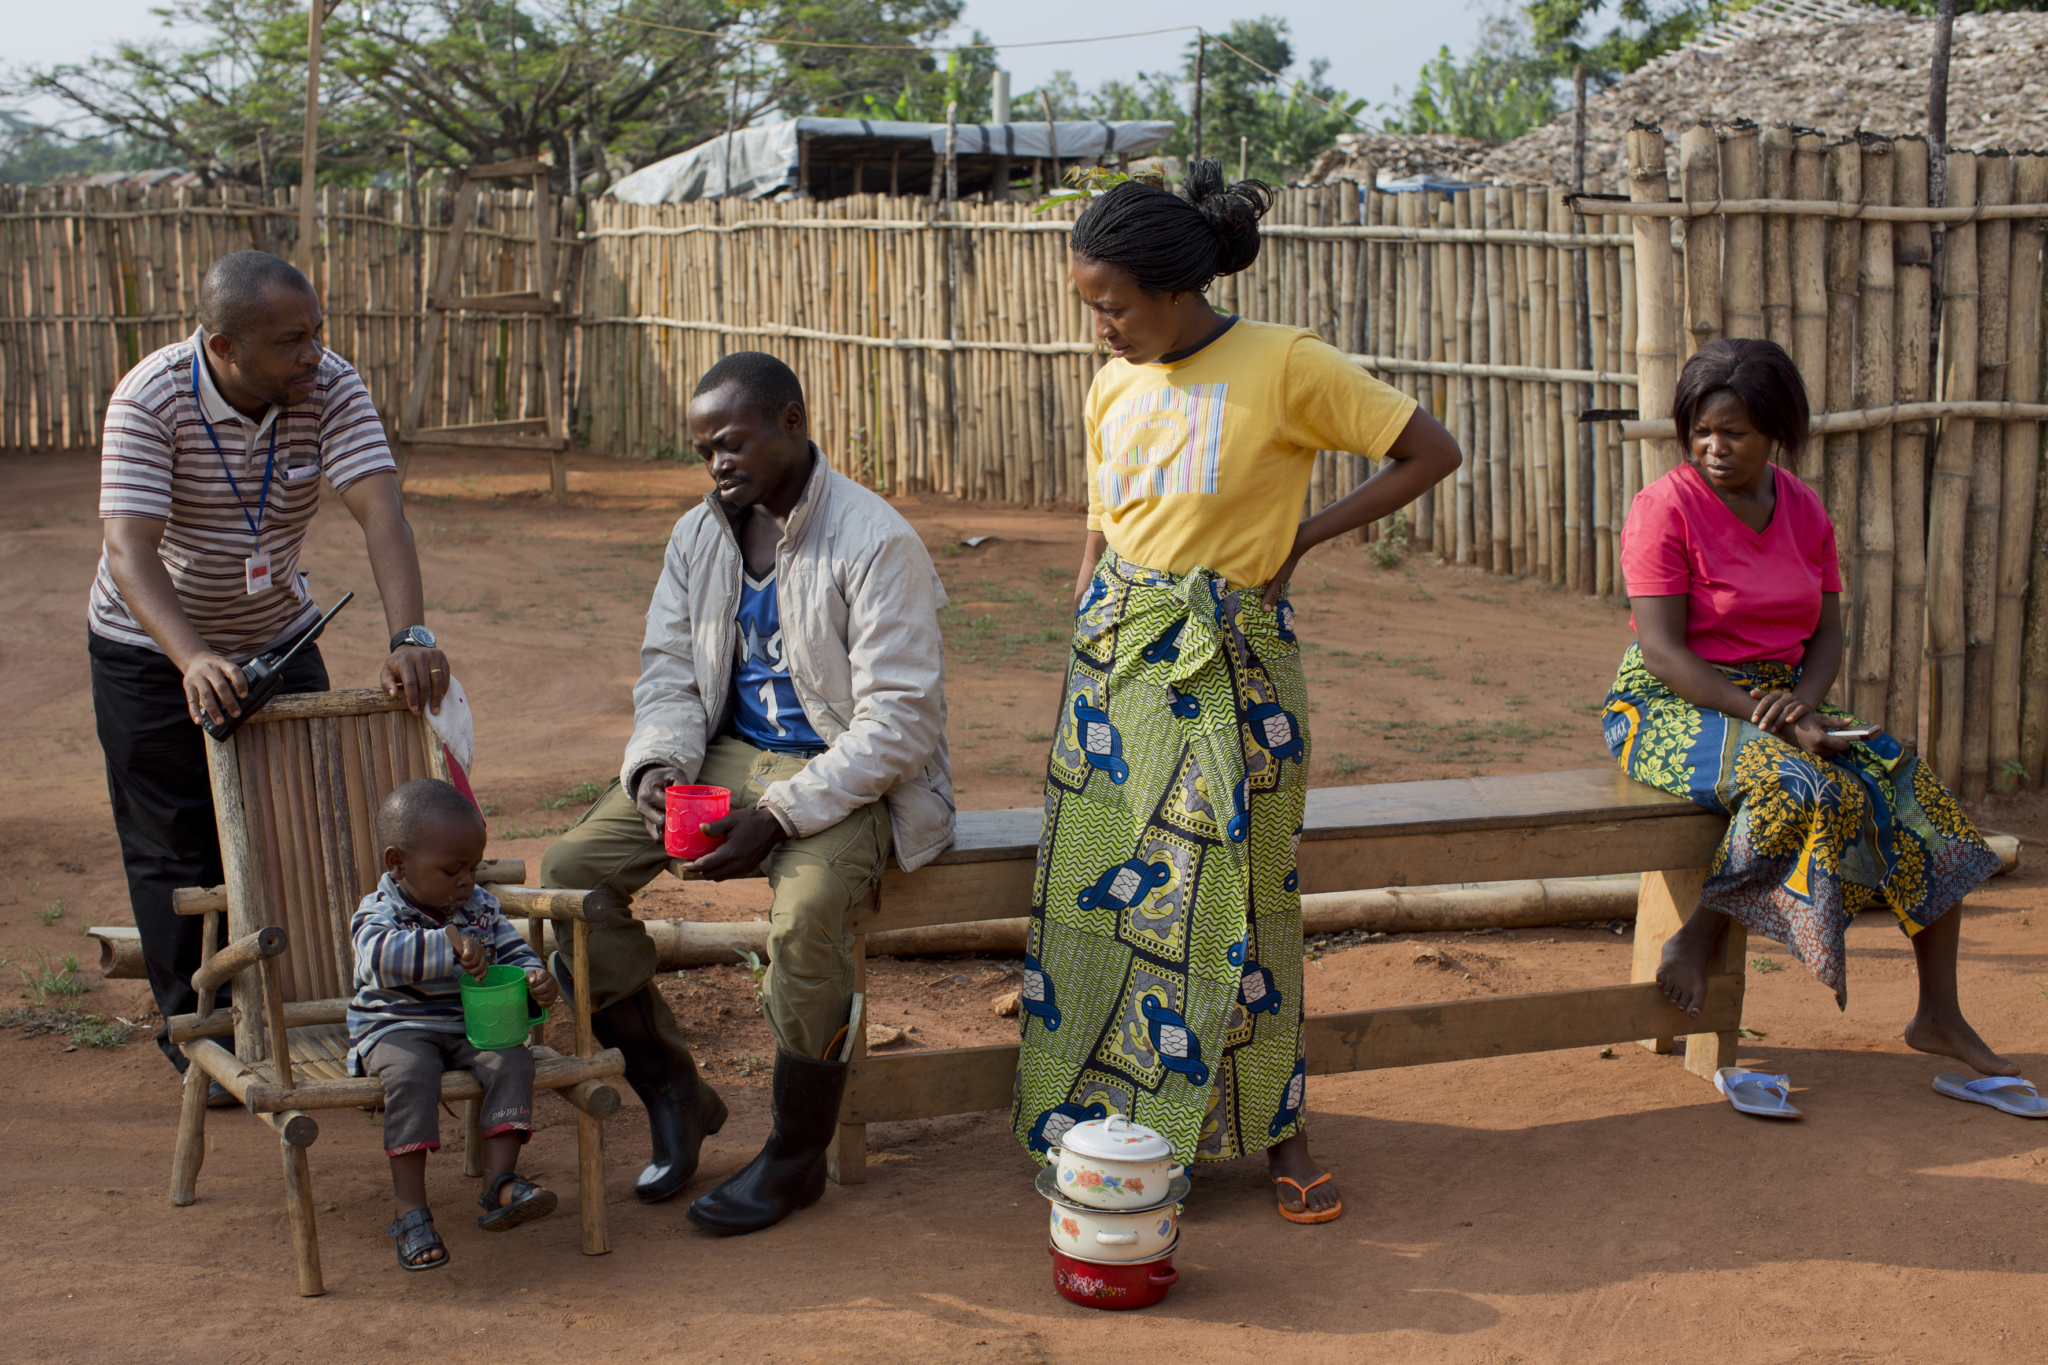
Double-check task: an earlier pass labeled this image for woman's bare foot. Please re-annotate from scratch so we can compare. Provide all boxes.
[1903,906,2015,1074]
[1654,907,1726,1018]
[1267,1132,1340,1218]
[1904,1011,2019,1076]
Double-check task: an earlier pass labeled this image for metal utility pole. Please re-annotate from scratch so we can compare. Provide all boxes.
[298,0,327,280]
[1190,32,1205,166]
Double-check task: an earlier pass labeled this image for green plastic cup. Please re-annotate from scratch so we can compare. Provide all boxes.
[459,963,547,1050]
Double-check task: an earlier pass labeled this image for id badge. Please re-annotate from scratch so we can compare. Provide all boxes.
[245,550,272,595]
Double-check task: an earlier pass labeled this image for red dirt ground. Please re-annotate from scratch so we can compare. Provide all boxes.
[3,448,2044,1364]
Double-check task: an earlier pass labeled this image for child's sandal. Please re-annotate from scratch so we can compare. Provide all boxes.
[387,1207,448,1270]
[477,1171,557,1231]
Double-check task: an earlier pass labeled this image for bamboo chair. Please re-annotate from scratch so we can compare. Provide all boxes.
[163,688,625,1296]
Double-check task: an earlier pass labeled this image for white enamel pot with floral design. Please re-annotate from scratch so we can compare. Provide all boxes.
[1049,1114,1179,1210]
[1047,1198,1178,1263]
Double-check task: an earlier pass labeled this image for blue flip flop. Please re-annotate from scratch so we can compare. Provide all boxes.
[1714,1067,1802,1118]
[1933,1073,2048,1118]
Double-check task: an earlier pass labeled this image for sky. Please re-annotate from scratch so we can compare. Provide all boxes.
[6,0,1476,132]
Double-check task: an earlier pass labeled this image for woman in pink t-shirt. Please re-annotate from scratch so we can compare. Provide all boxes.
[1604,338,2015,1095]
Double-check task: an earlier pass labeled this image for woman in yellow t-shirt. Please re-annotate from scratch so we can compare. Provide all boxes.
[1010,161,1462,1224]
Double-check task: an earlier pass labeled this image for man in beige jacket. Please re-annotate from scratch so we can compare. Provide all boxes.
[541,351,953,1236]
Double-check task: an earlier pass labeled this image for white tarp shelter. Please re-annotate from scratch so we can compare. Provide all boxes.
[606,116,1176,204]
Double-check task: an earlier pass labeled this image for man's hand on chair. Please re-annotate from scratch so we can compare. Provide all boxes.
[690,808,786,882]
[632,765,689,843]
[382,643,451,716]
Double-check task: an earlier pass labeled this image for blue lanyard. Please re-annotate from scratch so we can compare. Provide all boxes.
[193,351,277,541]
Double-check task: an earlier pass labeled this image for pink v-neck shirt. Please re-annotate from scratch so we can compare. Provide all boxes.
[1620,462,1841,665]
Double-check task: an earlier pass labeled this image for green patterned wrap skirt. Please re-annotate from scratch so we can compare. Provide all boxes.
[1011,550,1310,1165]
[1602,643,2000,1005]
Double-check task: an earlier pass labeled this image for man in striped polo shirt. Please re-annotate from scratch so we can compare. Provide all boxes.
[92,250,452,1096]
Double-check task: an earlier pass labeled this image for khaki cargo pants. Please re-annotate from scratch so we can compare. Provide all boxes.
[539,735,891,1059]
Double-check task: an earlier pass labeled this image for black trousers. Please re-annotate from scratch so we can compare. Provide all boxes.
[88,633,329,1069]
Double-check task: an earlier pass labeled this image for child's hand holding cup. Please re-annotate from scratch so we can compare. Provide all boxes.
[444,923,488,981]
[526,967,562,1009]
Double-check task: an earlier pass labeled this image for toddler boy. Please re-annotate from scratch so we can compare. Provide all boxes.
[348,777,560,1271]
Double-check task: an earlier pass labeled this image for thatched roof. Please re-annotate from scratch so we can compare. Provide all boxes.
[1303,133,1501,186]
[1309,13,2048,192]
[1478,12,2048,188]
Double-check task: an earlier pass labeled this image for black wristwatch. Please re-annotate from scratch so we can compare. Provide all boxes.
[389,625,437,652]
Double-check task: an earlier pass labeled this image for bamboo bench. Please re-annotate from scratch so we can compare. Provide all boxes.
[821,767,1743,1183]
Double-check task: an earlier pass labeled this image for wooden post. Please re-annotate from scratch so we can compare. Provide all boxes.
[1927,151,1979,790]
[1822,137,1863,660]
[202,736,267,1062]
[1891,137,1935,752]
[1484,188,1511,573]
[298,0,326,281]
[1416,193,1436,556]
[280,1133,324,1296]
[1791,130,1830,485]
[1678,125,1722,360]
[1629,868,1694,1054]
[570,916,608,1255]
[1993,155,2045,788]
[170,1060,210,1206]
[2021,157,2048,780]
[1628,126,1681,484]
[1720,122,1763,340]
[1455,190,1476,566]
[1761,124,1793,351]
[535,167,569,506]
[463,1098,484,1178]
[1963,153,2013,801]
[1851,134,1896,728]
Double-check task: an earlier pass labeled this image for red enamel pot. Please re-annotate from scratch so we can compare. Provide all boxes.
[1047,1237,1180,1310]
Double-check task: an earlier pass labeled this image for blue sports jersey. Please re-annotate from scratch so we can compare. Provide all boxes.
[731,568,825,752]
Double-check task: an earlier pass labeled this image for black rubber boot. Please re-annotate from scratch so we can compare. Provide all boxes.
[685,1046,847,1236]
[590,986,727,1204]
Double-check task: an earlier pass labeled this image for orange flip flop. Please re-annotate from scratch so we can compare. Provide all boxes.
[1274,1173,1343,1224]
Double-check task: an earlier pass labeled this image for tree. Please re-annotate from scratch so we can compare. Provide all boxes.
[1385,44,1558,141]
[0,110,172,183]
[5,0,963,190]
[1008,18,1364,184]
[1521,0,1715,86]
[834,36,1000,123]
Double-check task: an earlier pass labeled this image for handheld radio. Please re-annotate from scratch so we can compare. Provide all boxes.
[200,591,354,742]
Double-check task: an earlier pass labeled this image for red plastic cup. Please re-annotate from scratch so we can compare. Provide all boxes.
[664,784,730,860]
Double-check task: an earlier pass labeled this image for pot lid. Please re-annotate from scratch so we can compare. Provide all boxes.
[1058,1114,1172,1162]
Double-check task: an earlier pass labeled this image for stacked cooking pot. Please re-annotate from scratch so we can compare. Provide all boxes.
[1040,1115,1188,1310]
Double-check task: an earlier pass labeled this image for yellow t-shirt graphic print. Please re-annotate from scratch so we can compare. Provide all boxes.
[1097,383,1230,506]
[1084,319,1418,589]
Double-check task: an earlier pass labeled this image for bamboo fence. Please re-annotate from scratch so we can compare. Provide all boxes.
[0,180,574,451]
[12,123,2048,793]
[577,187,1640,578]
[1613,126,2048,800]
